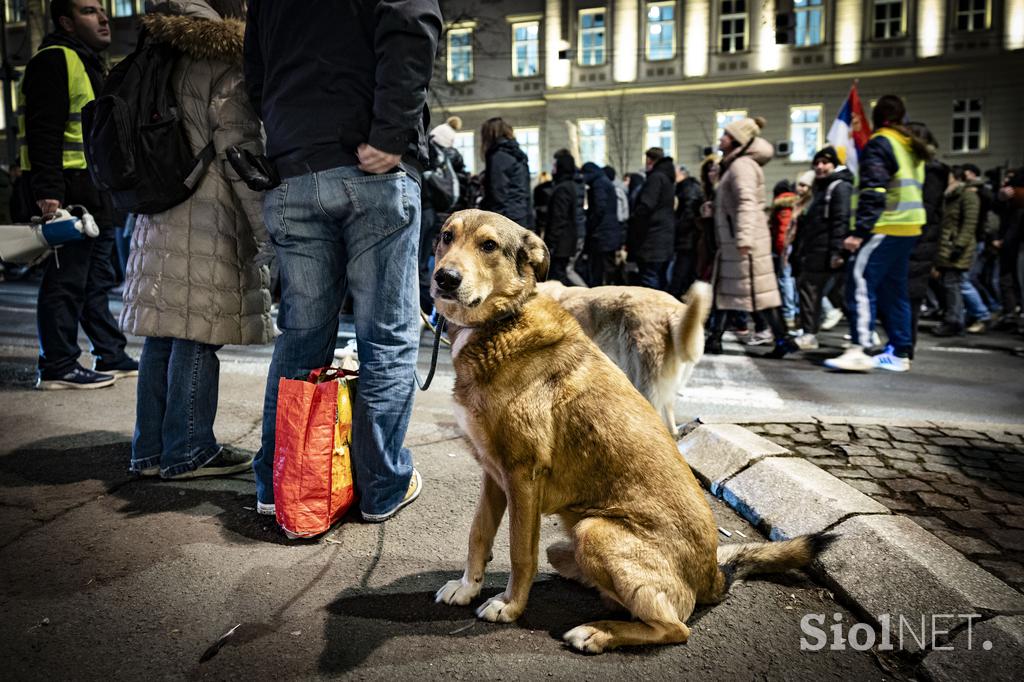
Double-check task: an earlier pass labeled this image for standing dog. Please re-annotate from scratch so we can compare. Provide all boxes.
[536,280,711,435]
[431,209,832,654]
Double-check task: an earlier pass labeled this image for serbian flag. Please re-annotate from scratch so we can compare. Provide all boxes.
[826,83,871,177]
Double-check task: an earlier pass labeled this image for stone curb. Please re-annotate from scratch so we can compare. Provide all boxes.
[679,423,1024,672]
[695,414,1024,436]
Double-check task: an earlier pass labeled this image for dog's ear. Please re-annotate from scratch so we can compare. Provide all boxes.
[434,213,458,256]
[519,229,550,282]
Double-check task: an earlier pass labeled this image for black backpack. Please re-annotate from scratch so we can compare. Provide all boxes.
[82,30,214,214]
[422,141,459,212]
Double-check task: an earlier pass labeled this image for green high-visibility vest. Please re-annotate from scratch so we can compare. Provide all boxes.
[868,127,926,237]
[17,45,95,171]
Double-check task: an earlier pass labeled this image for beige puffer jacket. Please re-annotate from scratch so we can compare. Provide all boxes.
[713,137,782,312]
[121,1,271,346]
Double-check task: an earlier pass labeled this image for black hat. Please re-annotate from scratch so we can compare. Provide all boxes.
[812,146,840,167]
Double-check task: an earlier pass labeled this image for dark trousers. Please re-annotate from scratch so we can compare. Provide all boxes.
[549,257,572,285]
[668,249,697,298]
[585,248,618,287]
[998,236,1021,314]
[636,259,670,291]
[709,305,788,342]
[797,270,835,335]
[37,226,128,377]
[418,203,439,313]
[940,269,966,329]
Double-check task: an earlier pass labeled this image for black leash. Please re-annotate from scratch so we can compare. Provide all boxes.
[415,314,447,391]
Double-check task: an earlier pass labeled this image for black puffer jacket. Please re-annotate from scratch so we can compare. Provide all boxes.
[582,161,622,252]
[674,175,704,252]
[545,154,580,259]
[908,160,949,299]
[792,167,854,274]
[627,157,676,262]
[482,137,532,227]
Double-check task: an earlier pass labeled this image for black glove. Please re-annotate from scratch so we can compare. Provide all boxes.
[226,145,281,192]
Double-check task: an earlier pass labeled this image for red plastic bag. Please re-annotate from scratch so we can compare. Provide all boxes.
[273,367,357,538]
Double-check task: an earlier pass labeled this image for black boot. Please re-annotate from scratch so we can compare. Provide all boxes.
[764,338,798,359]
[705,335,723,354]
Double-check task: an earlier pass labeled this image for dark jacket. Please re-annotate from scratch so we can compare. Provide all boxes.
[481,137,532,227]
[581,161,622,252]
[532,179,552,234]
[545,154,580,259]
[937,182,980,271]
[18,31,108,219]
[628,157,676,262]
[674,175,704,252]
[244,0,441,178]
[792,167,854,274]
[908,160,949,299]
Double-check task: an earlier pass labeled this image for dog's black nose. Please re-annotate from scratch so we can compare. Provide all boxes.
[434,268,462,292]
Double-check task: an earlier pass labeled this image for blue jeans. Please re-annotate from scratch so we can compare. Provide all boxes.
[255,166,420,516]
[846,234,916,354]
[636,260,669,290]
[960,276,991,323]
[130,337,223,476]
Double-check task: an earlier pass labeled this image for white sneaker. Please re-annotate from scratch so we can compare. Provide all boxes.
[820,308,844,331]
[873,348,911,372]
[256,501,276,516]
[823,347,874,372]
[841,331,881,348]
[744,329,774,346]
[794,333,819,350]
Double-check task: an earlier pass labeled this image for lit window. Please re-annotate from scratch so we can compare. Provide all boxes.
[790,105,823,162]
[5,0,25,22]
[715,109,748,143]
[720,0,747,54]
[514,127,541,177]
[955,0,989,32]
[578,9,607,66]
[873,0,904,40]
[512,21,540,77]
[645,115,675,160]
[453,131,476,174]
[111,1,137,16]
[951,99,984,152]
[447,28,474,83]
[646,2,676,61]
[795,0,824,47]
[578,119,607,165]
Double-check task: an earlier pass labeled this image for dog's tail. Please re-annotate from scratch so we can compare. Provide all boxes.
[715,532,837,597]
[674,280,713,362]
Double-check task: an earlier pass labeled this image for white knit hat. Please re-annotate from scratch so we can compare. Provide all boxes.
[724,116,766,146]
[430,123,456,148]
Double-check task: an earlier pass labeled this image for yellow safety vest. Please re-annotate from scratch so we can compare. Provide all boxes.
[17,45,95,171]
[868,127,926,237]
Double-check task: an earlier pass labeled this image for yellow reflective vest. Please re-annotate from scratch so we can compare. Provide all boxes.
[17,45,95,171]
[866,128,926,237]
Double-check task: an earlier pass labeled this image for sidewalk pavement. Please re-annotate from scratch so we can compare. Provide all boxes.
[0,345,893,680]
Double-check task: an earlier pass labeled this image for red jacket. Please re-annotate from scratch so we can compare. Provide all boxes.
[769,191,797,255]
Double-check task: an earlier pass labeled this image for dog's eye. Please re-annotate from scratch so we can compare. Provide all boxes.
[441,231,454,245]
[481,239,499,253]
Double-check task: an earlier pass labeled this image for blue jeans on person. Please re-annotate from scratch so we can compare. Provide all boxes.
[845,234,917,355]
[129,337,223,476]
[960,276,991,323]
[774,254,798,322]
[255,166,420,517]
[636,259,669,290]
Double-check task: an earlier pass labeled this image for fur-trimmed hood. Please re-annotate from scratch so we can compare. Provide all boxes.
[141,2,244,65]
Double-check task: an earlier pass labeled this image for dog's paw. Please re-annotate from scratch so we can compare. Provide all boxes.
[563,625,611,654]
[475,593,521,623]
[435,578,481,606]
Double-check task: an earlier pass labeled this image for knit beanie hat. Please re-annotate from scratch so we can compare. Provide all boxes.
[812,145,840,167]
[429,116,463,148]
[724,116,766,146]
[797,170,816,187]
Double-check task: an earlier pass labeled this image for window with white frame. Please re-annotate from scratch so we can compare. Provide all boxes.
[955,0,989,32]
[951,99,984,152]
[578,9,607,66]
[872,0,904,39]
[795,0,824,47]
[715,109,747,143]
[719,0,747,53]
[5,0,25,22]
[447,28,474,83]
[514,127,541,177]
[578,119,607,165]
[453,131,476,174]
[646,2,676,61]
[645,115,676,159]
[790,105,823,162]
[111,0,138,16]
[512,21,540,77]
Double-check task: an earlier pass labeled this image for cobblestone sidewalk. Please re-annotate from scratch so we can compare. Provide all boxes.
[742,419,1024,592]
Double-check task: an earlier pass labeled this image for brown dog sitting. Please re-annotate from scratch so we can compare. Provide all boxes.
[431,209,833,654]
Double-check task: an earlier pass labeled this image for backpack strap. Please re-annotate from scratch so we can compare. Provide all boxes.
[824,178,843,219]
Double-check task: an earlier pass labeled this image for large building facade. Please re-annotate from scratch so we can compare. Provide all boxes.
[431,0,1024,189]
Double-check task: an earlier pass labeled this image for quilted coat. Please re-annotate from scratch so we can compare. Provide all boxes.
[712,137,782,311]
[121,0,271,345]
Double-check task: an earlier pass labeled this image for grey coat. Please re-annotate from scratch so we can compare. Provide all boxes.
[121,1,271,346]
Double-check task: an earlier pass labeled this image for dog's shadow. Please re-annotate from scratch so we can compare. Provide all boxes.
[319,570,716,673]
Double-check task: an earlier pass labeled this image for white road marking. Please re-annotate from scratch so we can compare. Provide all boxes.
[680,350,787,410]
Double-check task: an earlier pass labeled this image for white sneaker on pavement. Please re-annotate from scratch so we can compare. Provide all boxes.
[824,347,875,372]
[820,308,844,331]
[744,329,774,346]
[794,333,819,350]
[873,347,911,372]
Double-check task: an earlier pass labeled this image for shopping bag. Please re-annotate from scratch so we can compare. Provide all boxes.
[273,367,357,538]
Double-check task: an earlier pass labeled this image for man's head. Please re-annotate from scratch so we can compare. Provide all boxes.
[812,146,840,179]
[51,0,111,51]
[962,163,981,181]
[645,147,664,172]
[676,164,689,182]
[872,95,906,131]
